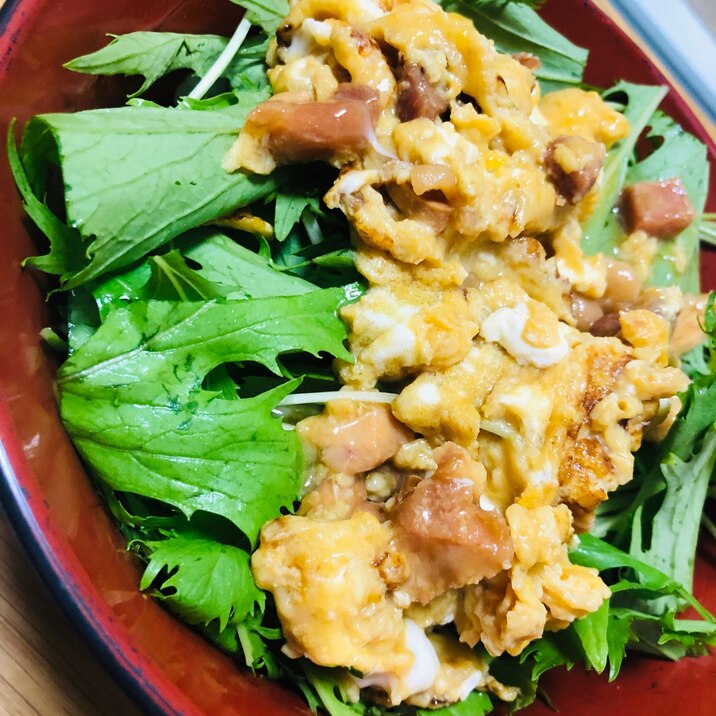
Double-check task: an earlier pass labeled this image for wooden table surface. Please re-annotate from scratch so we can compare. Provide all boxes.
[0,2,714,716]
[0,510,142,716]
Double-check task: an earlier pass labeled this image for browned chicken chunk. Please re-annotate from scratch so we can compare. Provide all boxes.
[621,178,696,237]
[386,183,453,232]
[589,312,622,337]
[242,84,381,165]
[333,82,382,123]
[297,402,413,474]
[391,478,514,605]
[396,62,449,122]
[545,135,605,204]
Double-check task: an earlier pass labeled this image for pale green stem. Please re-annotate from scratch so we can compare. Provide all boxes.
[187,17,251,100]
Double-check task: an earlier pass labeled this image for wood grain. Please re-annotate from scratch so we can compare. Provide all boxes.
[0,2,713,716]
[0,510,142,716]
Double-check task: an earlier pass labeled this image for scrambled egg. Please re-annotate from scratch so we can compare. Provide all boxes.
[236,0,692,708]
[456,504,609,656]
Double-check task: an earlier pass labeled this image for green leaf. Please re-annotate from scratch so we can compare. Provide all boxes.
[39,327,68,353]
[706,292,716,336]
[65,32,232,97]
[581,82,666,256]
[62,380,302,545]
[605,607,715,662]
[236,610,284,678]
[230,0,290,34]
[580,86,709,293]
[629,428,716,603]
[604,609,637,681]
[18,94,276,287]
[628,112,709,292]
[656,373,716,467]
[58,289,353,542]
[292,666,495,716]
[597,295,716,569]
[571,534,714,621]
[66,29,271,99]
[274,192,320,242]
[680,341,711,379]
[418,690,494,715]
[66,288,100,352]
[140,532,263,629]
[228,34,271,92]
[311,249,355,269]
[179,92,241,111]
[298,663,366,716]
[572,597,609,673]
[570,534,715,678]
[92,230,315,316]
[658,615,716,650]
[437,0,588,92]
[58,291,352,389]
[91,262,154,318]
[145,250,231,301]
[179,231,314,298]
[486,655,539,712]
[6,121,85,276]
[519,629,577,681]
[572,534,684,596]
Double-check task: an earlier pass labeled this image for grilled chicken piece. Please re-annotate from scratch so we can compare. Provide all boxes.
[589,312,622,337]
[297,402,413,475]
[386,183,453,233]
[621,178,696,237]
[545,135,605,204]
[333,82,382,123]
[391,477,513,605]
[397,62,449,122]
[241,84,380,165]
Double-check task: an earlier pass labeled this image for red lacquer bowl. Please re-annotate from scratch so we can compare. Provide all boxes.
[0,1,714,714]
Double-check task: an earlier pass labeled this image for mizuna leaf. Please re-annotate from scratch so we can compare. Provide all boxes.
[230,0,290,35]
[66,30,271,97]
[570,534,715,622]
[274,192,320,242]
[629,428,716,604]
[581,82,666,256]
[58,289,353,541]
[59,289,352,392]
[572,598,609,673]
[18,94,275,287]
[581,86,708,293]
[140,532,264,629]
[6,122,85,276]
[627,111,709,293]
[62,381,302,545]
[416,691,493,715]
[91,230,314,316]
[437,0,588,92]
[175,231,313,297]
[65,32,232,97]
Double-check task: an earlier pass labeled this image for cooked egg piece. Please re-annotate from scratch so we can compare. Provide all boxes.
[480,302,570,368]
[355,620,440,705]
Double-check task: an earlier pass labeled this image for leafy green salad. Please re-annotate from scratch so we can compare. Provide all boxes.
[7,0,716,714]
